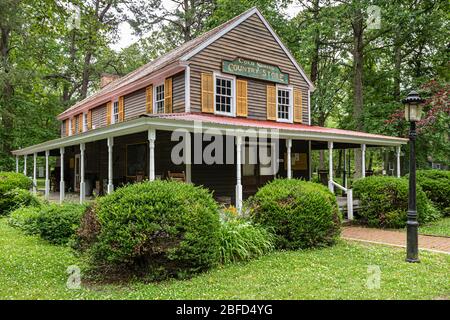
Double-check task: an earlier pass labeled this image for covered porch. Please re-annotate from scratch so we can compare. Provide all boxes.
[12,113,407,219]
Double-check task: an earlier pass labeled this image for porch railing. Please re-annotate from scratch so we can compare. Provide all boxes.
[329,180,353,220]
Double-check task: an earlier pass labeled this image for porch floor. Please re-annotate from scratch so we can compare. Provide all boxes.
[36,190,95,203]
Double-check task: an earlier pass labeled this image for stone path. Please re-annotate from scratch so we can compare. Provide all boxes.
[342,226,450,254]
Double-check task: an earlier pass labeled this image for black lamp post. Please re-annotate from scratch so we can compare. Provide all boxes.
[402,90,424,263]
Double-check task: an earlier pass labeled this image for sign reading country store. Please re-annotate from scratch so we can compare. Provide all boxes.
[222,57,289,84]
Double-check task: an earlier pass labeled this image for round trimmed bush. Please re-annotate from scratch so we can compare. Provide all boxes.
[249,179,341,250]
[415,170,450,216]
[0,172,33,215]
[80,180,221,280]
[8,206,41,235]
[37,203,87,245]
[352,176,440,228]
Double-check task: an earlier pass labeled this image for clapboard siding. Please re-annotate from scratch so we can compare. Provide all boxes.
[92,104,107,129]
[172,71,185,113]
[189,13,309,123]
[124,88,146,120]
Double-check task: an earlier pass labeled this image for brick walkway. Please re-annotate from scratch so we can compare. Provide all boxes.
[342,226,450,254]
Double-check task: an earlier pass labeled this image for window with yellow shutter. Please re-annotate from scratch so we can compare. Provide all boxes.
[164,77,172,113]
[201,73,214,113]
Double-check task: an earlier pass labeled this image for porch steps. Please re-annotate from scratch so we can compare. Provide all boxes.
[337,196,361,220]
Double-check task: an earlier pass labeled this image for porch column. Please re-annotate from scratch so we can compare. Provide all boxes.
[148,129,156,181]
[15,156,19,173]
[396,146,401,178]
[236,135,243,211]
[32,153,37,194]
[328,142,334,193]
[79,143,85,203]
[185,132,192,183]
[107,137,114,194]
[361,144,366,178]
[286,139,292,179]
[60,147,65,203]
[23,155,27,176]
[44,150,49,200]
[343,149,348,189]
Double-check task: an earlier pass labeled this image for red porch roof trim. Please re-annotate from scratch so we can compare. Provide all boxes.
[143,112,408,143]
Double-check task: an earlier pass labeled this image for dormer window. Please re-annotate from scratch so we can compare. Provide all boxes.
[214,73,235,116]
[154,83,165,113]
[83,113,88,132]
[112,100,119,123]
[276,86,293,123]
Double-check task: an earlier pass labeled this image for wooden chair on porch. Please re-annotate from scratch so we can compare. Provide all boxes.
[167,171,186,182]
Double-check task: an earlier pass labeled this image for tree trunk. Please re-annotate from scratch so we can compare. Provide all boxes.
[310,0,320,84]
[0,25,14,165]
[393,39,402,101]
[352,6,364,177]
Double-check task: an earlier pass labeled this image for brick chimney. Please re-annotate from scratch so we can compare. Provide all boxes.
[100,73,120,89]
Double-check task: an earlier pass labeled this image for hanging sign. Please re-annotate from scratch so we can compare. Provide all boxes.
[222,58,289,84]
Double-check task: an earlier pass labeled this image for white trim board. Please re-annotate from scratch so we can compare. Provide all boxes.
[180,7,315,91]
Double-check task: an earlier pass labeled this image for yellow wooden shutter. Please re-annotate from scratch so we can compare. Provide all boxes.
[164,77,173,113]
[236,79,248,117]
[71,117,76,135]
[293,88,303,123]
[87,110,92,129]
[106,101,112,125]
[146,85,153,113]
[266,85,276,120]
[65,120,69,136]
[201,72,214,113]
[118,96,124,122]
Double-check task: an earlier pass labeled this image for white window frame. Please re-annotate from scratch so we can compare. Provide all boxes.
[68,119,72,136]
[276,84,293,123]
[82,112,88,132]
[153,82,165,114]
[112,99,119,124]
[213,72,236,117]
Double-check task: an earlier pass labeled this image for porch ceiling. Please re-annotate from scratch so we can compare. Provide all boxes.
[12,112,407,156]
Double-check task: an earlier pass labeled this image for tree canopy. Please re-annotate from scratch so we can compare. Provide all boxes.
[0,0,448,171]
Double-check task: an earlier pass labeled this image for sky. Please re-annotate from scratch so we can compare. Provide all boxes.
[110,1,303,51]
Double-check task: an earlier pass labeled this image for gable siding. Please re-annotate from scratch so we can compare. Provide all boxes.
[172,71,185,113]
[92,104,107,129]
[188,13,309,123]
[124,88,146,120]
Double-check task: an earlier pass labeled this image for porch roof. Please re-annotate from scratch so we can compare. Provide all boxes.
[12,112,407,156]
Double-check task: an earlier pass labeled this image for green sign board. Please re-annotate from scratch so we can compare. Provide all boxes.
[222,58,289,84]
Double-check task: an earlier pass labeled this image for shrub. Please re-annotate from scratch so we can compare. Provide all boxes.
[353,176,440,228]
[218,211,274,264]
[249,179,341,250]
[2,188,41,215]
[0,172,33,215]
[415,170,450,216]
[37,203,87,245]
[8,206,41,235]
[79,180,221,280]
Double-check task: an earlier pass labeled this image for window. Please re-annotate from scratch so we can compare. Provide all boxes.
[83,113,88,132]
[277,87,292,122]
[113,101,119,123]
[215,75,234,115]
[154,84,165,113]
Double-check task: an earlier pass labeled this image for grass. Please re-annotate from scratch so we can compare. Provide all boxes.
[0,217,449,300]
[420,217,450,237]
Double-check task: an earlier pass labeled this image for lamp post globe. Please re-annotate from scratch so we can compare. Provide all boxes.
[402,90,424,263]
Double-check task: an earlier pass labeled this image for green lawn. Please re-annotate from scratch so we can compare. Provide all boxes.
[420,217,450,237]
[0,218,449,300]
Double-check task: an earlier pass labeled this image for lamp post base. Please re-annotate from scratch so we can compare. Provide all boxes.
[406,218,420,263]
